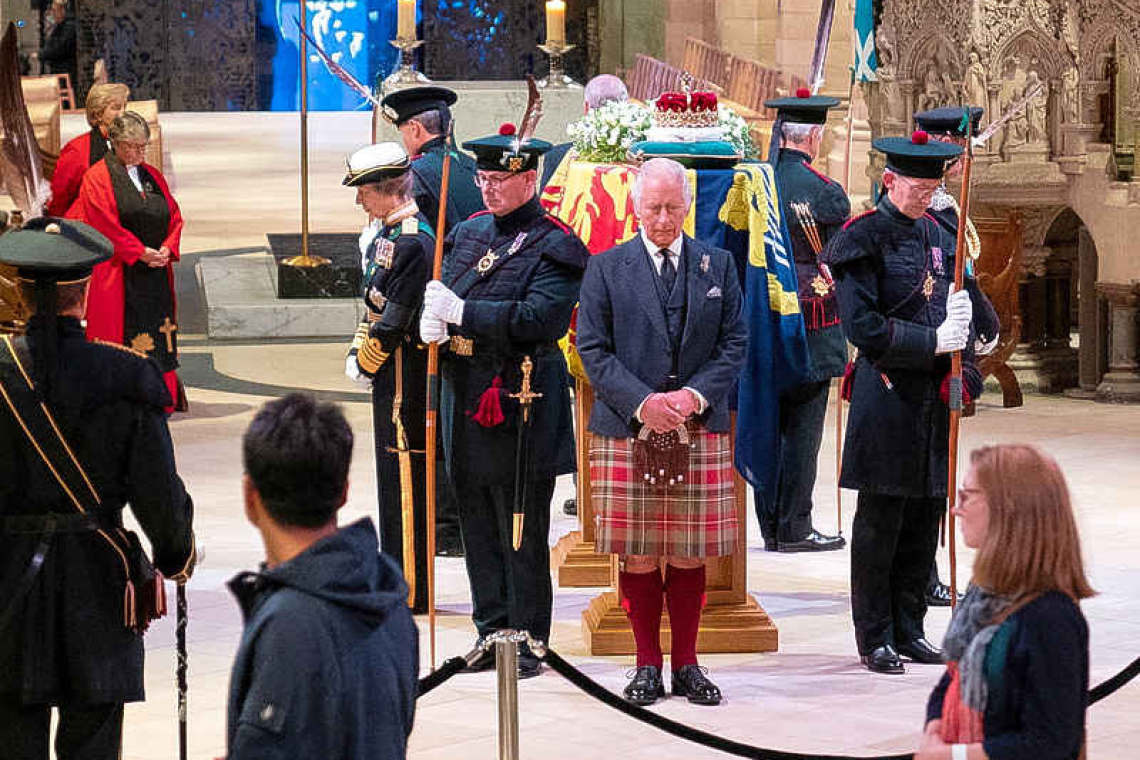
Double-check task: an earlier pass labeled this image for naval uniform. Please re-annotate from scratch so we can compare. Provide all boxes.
[821,196,997,655]
[349,207,436,613]
[0,318,194,759]
[762,147,851,546]
[439,197,588,645]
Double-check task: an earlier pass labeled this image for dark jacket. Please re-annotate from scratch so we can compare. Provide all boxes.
[411,136,484,235]
[439,198,588,486]
[774,147,850,381]
[0,317,194,704]
[577,234,748,438]
[926,592,1089,760]
[226,518,418,760]
[40,16,76,81]
[820,197,998,497]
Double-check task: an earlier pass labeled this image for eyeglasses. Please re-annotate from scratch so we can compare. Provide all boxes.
[897,176,941,194]
[118,141,149,151]
[474,172,521,189]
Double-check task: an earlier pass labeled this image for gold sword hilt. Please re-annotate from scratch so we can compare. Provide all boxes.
[509,355,543,423]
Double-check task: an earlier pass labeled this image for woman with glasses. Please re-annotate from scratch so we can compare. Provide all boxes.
[74,111,185,411]
[47,82,129,217]
[820,132,999,675]
[917,444,1093,760]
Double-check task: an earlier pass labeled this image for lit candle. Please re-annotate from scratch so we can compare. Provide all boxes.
[398,0,417,40]
[545,1,566,45]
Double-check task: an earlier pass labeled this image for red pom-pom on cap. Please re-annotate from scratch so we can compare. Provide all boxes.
[796,87,811,98]
[499,122,517,136]
[911,129,930,145]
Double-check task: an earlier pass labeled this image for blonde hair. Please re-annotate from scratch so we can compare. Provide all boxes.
[85,83,130,127]
[109,111,150,144]
[969,444,1095,613]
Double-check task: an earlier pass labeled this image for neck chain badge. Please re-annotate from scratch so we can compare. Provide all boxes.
[476,231,528,275]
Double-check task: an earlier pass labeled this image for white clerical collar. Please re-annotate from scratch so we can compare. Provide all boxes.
[640,228,683,259]
[126,165,144,193]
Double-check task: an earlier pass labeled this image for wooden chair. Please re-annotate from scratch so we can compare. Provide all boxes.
[18,75,62,156]
[55,72,77,112]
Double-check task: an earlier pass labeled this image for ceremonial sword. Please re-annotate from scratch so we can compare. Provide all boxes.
[387,345,419,607]
[510,356,543,551]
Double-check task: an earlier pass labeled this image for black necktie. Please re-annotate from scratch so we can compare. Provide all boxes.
[659,249,676,294]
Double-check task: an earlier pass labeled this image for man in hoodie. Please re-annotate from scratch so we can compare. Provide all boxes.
[225,393,418,760]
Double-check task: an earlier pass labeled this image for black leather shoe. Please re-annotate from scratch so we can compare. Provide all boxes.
[436,537,465,557]
[671,665,722,705]
[518,651,543,679]
[898,637,944,664]
[465,638,496,672]
[860,644,905,674]
[925,581,961,607]
[623,665,665,705]
[777,529,846,553]
[562,498,577,516]
[763,539,779,552]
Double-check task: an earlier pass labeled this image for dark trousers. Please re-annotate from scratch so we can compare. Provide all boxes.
[850,491,944,654]
[756,379,831,543]
[457,477,555,644]
[0,700,123,760]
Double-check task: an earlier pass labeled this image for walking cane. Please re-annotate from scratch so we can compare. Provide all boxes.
[425,132,453,670]
[945,111,975,611]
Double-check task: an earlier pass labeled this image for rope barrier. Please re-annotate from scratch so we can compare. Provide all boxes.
[417,637,1140,760]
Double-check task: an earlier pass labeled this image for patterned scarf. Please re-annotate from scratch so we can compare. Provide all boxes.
[938,584,1013,743]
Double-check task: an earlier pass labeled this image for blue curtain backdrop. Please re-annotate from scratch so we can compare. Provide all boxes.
[261,0,399,111]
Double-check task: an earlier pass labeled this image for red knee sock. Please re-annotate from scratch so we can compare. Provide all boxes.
[620,569,664,668]
[665,564,706,670]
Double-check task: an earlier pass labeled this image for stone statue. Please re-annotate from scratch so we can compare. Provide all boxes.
[966,51,988,110]
[1025,71,1048,144]
[1062,67,1080,123]
[1001,83,1028,152]
[919,67,943,111]
[875,35,906,124]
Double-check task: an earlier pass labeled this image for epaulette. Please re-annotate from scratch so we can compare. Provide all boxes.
[91,338,149,360]
[400,217,419,236]
[803,162,836,186]
[466,209,492,221]
[842,208,877,230]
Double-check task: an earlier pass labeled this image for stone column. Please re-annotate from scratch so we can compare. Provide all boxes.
[1077,227,1100,392]
[1095,282,1140,403]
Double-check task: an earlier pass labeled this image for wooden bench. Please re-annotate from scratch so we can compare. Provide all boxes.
[683,37,732,91]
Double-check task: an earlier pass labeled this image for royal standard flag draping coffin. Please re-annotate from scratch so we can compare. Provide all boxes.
[727,163,811,502]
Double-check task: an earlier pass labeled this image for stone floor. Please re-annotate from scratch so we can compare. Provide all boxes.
[45,114,1140,758]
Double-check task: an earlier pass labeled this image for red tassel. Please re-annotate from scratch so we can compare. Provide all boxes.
[471,376,505,427]
[840,361,855,401]
[940,372,974,407]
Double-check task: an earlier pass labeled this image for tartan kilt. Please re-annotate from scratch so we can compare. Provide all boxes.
[591,428,738,558]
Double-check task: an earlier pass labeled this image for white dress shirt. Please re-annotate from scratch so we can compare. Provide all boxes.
[633,230,708,422]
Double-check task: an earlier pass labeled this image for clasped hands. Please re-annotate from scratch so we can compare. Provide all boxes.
[141,245,170,268]
[640,389,700,434]
[419,280,465,344]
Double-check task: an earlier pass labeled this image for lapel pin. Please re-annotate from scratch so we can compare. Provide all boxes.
[700,254,710,273]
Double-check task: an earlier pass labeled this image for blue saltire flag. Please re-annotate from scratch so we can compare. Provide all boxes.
[723,164,811,502]
[854,0,878,82]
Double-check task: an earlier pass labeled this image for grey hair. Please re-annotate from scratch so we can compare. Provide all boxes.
[584,75,629,110]
[108,111,150,143]
[375,171,413,199]
[781,122,824,144]
[631,157,692,208]
[408,109,444,136]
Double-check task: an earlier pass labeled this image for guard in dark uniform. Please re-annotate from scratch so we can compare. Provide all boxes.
[420,125,589,678]
[913,105,1001,607]
[344,143,437,613]
[820,132,998,674]
[761,90,850,553]
[380,85,484,233]
[0,218,195,759]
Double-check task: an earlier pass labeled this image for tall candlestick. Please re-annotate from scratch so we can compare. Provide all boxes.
[398,0,416,40]
[545,1,566,45]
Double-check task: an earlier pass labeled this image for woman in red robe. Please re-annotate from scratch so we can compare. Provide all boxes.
[75,110,185,410]
[47,82,129,217]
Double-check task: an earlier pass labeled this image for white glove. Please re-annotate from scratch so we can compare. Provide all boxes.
[419,312,448,344]
[344,355,371,389]
[946,286,973,323]
[936,319,969,354]
[423,280,465,325]
[975,333,1000,356]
